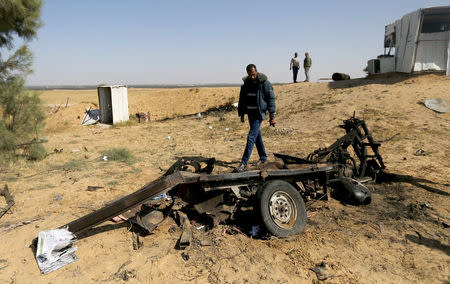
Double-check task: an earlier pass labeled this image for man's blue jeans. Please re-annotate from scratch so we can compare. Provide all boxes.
[241,116,267,165]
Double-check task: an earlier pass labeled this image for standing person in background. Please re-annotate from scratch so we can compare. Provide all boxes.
[304,52,312,82]
[233,64,276,173]
[290,52,300,83]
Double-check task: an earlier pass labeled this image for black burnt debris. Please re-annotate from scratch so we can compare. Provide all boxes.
[59,116,386,242]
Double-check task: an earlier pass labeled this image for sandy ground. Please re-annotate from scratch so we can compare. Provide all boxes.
[0,73,449,283]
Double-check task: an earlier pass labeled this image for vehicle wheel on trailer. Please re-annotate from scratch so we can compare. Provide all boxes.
[256,180,307,237]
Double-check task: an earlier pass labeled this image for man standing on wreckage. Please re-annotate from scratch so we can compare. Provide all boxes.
[233,64,276,173]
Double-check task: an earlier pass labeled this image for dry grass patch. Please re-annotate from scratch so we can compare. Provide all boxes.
[58,159,88,172]
[100,148,135,164]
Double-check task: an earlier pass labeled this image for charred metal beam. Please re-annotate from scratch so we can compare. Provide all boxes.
[61,165,336,236]
[63,171,186,235]
[196,166,335,187]
[177,211,192,249]
[273,153,316,164]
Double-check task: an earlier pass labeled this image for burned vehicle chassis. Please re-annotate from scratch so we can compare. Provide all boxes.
[63,116,385,238]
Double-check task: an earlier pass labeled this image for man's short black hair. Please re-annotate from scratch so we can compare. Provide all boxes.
[246,64,257,72]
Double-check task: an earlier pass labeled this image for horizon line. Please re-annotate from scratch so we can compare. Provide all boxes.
[25,82,295,90]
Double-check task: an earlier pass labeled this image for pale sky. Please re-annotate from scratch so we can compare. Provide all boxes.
[25,0,450,86]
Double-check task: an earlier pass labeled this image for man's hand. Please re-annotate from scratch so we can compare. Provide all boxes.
[269,118,276,127]
[240,116,245,123]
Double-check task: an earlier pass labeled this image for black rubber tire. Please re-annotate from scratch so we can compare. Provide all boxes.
[332,72,351,81]
[256,180,307,237]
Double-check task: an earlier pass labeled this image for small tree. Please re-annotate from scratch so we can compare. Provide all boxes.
[0,0,44,162]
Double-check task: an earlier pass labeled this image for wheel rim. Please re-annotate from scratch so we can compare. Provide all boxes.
[269,191,298,229]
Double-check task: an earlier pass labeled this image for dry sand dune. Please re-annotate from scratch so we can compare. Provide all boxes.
[0,73,449,283]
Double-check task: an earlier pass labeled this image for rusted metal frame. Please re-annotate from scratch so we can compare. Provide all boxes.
[273,153,316,164]
[61,166,336,235]
[308,130,357,163]
[353,133,368,178]
[360,121,385,169]
[351,121,385,178]
[206,166,334,180]
[164,156,216,176]
[265,167,335,178]
[197,166,336,189]
[333,129,356,150]
[177,211,192,249]
[325,171,331,200]
[347,123,372,178]
[193,194,226,214]
[357,156,370,179]
[63,172,186,235]
[198,171,260,183]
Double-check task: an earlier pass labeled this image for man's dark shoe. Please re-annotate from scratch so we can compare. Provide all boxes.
[232,164,247,173]
[256,159,267,168]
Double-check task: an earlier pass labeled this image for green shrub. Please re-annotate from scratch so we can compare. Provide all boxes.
[27,143,47,161]
[0,0,44,162]
[0,78,46,161]
[26,143,47,160]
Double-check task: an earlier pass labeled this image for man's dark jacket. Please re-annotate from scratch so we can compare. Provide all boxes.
[238,72,276,120]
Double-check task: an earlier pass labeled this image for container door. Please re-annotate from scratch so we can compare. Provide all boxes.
[98,87,113,123]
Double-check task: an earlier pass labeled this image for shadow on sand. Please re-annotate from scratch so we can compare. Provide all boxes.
[405,234,450,256]
[378,172,449,196]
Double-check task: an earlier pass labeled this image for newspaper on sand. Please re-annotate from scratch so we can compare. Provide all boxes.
[35,228,78,274]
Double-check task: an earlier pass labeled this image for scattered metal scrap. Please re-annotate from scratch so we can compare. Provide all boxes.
[176,211,192,249]
[34,116,387,273]
[0,184,14,219]
[59,116,384,240]
[81,107,101,125]
[136,112,150,123]
[0,259,8,271]
[310,261,330,280]
[420,98,448,113]
[414,149,427,156]
[87,186,104,192]
[0,217,41,234]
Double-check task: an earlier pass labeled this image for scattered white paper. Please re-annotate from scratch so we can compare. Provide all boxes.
[35,228,78,274]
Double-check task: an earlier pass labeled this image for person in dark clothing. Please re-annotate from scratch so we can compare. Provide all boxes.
[290,52,300,83]
[233,64,276,173]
